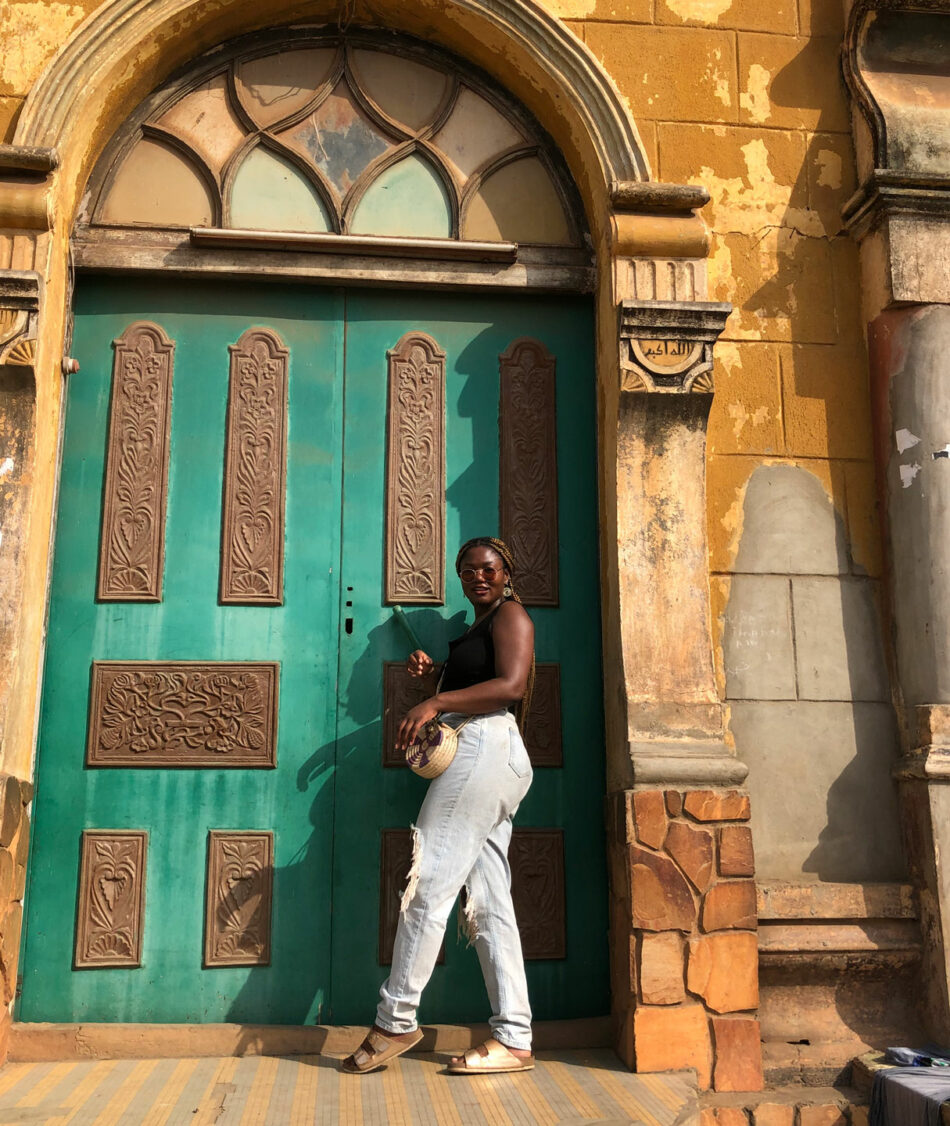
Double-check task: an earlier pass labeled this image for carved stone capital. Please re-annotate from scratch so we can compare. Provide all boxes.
[0,271,39,368]
[619,299,731,395]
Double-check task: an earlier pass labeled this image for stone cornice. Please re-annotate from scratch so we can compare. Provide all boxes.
[843,170,950,238]
[0,272,40,312]
[0,145,58,180]
[610,182,710,215]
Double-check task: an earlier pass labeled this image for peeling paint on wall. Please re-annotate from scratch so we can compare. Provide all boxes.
[815,148,843,190]
[664,0,733,21]
[739,63,771,124]
[0,2,87,93]
[895,428,920,453]
[900,463,921,488]
[537,0,597,15]
[0,458,13,478]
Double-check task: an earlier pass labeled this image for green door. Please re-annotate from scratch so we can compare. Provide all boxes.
[19,275,606,1026]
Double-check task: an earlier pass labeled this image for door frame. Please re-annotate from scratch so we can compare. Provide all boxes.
[0,0,745,1069]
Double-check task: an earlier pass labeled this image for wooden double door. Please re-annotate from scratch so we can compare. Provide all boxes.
[19,275,607,1026]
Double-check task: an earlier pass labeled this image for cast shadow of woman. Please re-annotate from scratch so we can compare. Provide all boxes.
[223,606,465,1051]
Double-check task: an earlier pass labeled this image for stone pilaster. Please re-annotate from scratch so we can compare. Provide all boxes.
[843,0,950,1046]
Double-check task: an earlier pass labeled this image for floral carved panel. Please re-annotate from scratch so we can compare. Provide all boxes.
[98,322,175,601]
[510,828,565,959]
[499,338,558,606]
[220,328,289,605]
[204,831,274,967]
[74,830,147,968]
[524,663,562,768]
[385,333,445,605]
[381,661,443,768]
[87,661,279,768]
[379,829,444,966]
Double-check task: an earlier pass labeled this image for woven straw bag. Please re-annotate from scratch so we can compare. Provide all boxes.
[405,716,472,779]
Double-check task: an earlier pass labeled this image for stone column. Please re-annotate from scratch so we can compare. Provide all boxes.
[843,0,950,1044]
[604,285,762,1091]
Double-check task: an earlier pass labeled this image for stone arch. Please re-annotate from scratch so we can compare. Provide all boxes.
[13,0,650,237]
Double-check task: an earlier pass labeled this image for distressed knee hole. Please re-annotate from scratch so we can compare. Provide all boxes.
[400,825,423,915]
[459,884,479,945]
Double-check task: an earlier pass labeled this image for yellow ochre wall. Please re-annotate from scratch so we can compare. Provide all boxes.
[0,0,875,778]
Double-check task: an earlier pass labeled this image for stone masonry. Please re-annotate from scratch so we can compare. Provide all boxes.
[608,787,762,1092]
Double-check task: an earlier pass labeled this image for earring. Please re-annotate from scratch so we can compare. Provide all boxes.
[504,584,513,598]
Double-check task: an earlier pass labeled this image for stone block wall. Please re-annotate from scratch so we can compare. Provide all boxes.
[608,787,762,1092]
[0,774,31,1059]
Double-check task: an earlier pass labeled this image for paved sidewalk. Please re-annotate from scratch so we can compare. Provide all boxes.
[0,1050,695,1125]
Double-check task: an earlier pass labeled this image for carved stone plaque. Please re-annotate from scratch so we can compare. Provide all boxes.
[524,663,562,768]
[511,828,566,959]
[75,830,147,969]
[631,338,703,374]
[382,661,442,768]
[385,333,445,605]
[98,322,175,602]
[204,831,273,967]
[379,829,444,965]
[220,328,289,605]
[87,661,279,768]
[499,338,558,606]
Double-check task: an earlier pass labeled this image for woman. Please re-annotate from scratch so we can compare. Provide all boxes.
[343,537,536,1075]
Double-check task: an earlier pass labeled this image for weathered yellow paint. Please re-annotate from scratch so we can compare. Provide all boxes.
[537,0,597,16]
[739,63,771,123]
[0,2,87,94]
[663,0,733,24]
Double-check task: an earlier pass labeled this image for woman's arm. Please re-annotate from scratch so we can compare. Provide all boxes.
[395,602,534,749]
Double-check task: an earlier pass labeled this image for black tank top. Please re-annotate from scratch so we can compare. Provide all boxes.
[441,604,502,693]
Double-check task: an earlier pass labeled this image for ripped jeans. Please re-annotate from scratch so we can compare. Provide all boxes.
[376,710,534,1050]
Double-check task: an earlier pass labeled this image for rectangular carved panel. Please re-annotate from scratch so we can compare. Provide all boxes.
[524,663,562,767]
[382,661,443,767]
[204,831,273,967]
[98,322,175,602]
[511,828,566,959]
[87,661,279,768]
[385,333,445,604]
[499,338,559,606]
[220,328,289,604]
[75,830,147,968]
[379,829,444,965]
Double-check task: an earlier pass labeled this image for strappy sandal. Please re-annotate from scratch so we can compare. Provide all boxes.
[341,1027,424,1074]
[447,1037,535,1074]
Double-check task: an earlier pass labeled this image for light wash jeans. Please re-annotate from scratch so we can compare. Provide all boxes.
[376,710,534,1050]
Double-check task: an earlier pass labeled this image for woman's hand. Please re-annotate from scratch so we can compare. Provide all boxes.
[407,649,434,678]
[397,699,441,751]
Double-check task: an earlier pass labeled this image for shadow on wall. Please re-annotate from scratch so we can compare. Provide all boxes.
[722,464,906,883]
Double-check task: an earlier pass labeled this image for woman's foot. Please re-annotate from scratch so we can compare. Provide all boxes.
[341,1025,424,1073]
[447,1038,535,1073]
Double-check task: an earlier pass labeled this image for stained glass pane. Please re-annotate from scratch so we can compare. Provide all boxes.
[349,49,449,132]
[229,147,331,233]
[279,79,391,199]
[462,157,572,244]
[156,75,246,176]
[236,48,336,128]
[349,153,451,238]
[99,138,214,227]
[432,86,524,182]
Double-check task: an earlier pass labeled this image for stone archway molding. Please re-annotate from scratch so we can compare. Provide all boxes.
[13,0,650,233]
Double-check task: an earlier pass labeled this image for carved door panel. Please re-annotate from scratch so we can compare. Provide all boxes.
[20,279,607,1027]
[20,277,346,1023]
[330,289,607,1024]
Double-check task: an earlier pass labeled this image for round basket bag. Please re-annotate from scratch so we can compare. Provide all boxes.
[405,717,470,779]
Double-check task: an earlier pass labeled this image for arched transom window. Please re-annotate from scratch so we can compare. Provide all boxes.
[82,31,584,250]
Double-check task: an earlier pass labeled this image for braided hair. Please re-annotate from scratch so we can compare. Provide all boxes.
[455,537,535,734]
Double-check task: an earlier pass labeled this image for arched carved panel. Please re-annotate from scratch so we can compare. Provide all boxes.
[499,338,558,606]
[220,328,289,605]
[510,827,565,959]
[204,830,273,967]
[97,321,175,602]
[74,830,147,968]
[385,332,445,604]
[524,663,562,767]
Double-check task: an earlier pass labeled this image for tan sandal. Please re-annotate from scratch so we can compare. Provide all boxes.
[447,1037,535,1074]
[341,1027,424,1073]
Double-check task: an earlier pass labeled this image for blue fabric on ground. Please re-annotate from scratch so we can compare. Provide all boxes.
[870,1067,950,1126]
